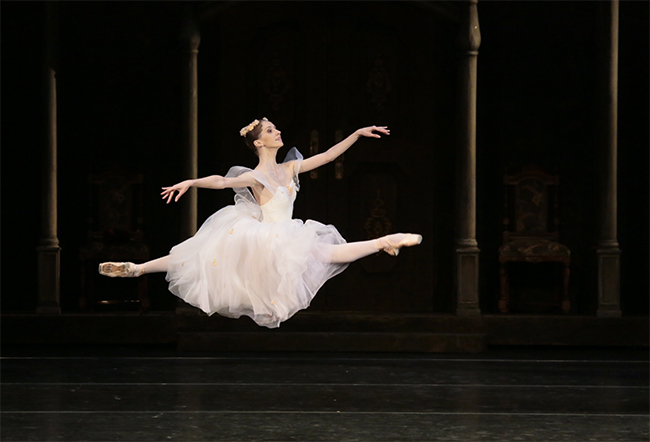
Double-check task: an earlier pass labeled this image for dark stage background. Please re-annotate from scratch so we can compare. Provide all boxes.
[2,2,648,325]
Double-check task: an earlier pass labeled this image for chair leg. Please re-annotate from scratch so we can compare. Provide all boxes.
[138,277,149,313]
[499,263,509,313]
[79,260,88,311]
[562,264,570,313]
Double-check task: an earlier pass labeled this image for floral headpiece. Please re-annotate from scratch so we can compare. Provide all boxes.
[239,117,268,137]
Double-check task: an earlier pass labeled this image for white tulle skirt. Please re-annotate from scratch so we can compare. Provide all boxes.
[165,203,348,328]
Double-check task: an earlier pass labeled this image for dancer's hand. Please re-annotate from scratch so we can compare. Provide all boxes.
[161,180,194,204]
[355,125,390,138]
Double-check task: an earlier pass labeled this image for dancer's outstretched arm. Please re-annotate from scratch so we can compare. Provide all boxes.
[298,125,390,174]
[161,173,257,204]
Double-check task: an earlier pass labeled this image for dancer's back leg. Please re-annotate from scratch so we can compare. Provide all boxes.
[99,256,169,277]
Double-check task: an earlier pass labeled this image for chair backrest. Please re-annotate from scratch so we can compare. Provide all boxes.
[87,171,144,234]
[503,166,559,242]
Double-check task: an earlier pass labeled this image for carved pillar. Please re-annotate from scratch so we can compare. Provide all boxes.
[455,0,481,316]
[37,2,61,315]
[597,0,621,317]
[177,8,201,315]
[180,9,200,240]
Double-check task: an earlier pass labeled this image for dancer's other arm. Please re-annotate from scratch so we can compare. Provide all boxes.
[161,173,257,204]
[298,125,390,174]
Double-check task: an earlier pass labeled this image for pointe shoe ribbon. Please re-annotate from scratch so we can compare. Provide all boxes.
[381,234,423,256]
[98,262,141,278]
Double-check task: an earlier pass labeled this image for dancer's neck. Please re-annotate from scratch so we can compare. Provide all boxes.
[256,148,279,169]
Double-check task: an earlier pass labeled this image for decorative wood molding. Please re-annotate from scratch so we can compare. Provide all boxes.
[366,55,392,110]
[363,189,393,240]
[262,54,291,111]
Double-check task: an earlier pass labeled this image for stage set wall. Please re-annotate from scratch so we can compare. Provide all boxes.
[2,1,648,350]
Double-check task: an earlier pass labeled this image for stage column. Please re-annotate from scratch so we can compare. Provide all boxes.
[597,0,622,318]
[177,9,201,315]
[37,2,61,315]
[455,0,481,316]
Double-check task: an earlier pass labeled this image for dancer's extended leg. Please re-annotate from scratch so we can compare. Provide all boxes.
[328,233,422,264]
[99,256,169,278]
[328,240,381,264]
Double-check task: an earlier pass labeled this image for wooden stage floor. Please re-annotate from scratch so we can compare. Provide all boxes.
[1,345,648,441]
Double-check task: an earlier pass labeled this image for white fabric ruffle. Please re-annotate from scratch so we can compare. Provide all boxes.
[165,148,348,328]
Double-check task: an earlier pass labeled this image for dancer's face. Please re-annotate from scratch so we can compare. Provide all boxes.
[254,121,283,150]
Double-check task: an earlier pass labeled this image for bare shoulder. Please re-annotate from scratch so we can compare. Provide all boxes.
[283,160,297,176]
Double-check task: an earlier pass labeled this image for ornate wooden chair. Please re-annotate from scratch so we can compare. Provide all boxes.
[79,171,150,312]
[498,167,570,313]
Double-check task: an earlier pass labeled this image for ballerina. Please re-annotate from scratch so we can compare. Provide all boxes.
[99,118,422,328]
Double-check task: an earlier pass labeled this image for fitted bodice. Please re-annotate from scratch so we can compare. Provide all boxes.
[260,183,297,223]
[225,147,303,223]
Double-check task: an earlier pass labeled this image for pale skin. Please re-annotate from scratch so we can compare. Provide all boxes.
[161,121,390,206]
[100,121,419,277]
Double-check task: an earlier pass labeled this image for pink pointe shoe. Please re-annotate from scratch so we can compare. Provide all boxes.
[378,233,423,256]
[98,262,142,278]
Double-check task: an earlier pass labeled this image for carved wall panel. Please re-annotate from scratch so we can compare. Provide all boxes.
[253,31,296,130]
[366,55,393,110]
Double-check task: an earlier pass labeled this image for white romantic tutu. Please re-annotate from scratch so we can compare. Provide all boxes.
[165,148,348,328]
